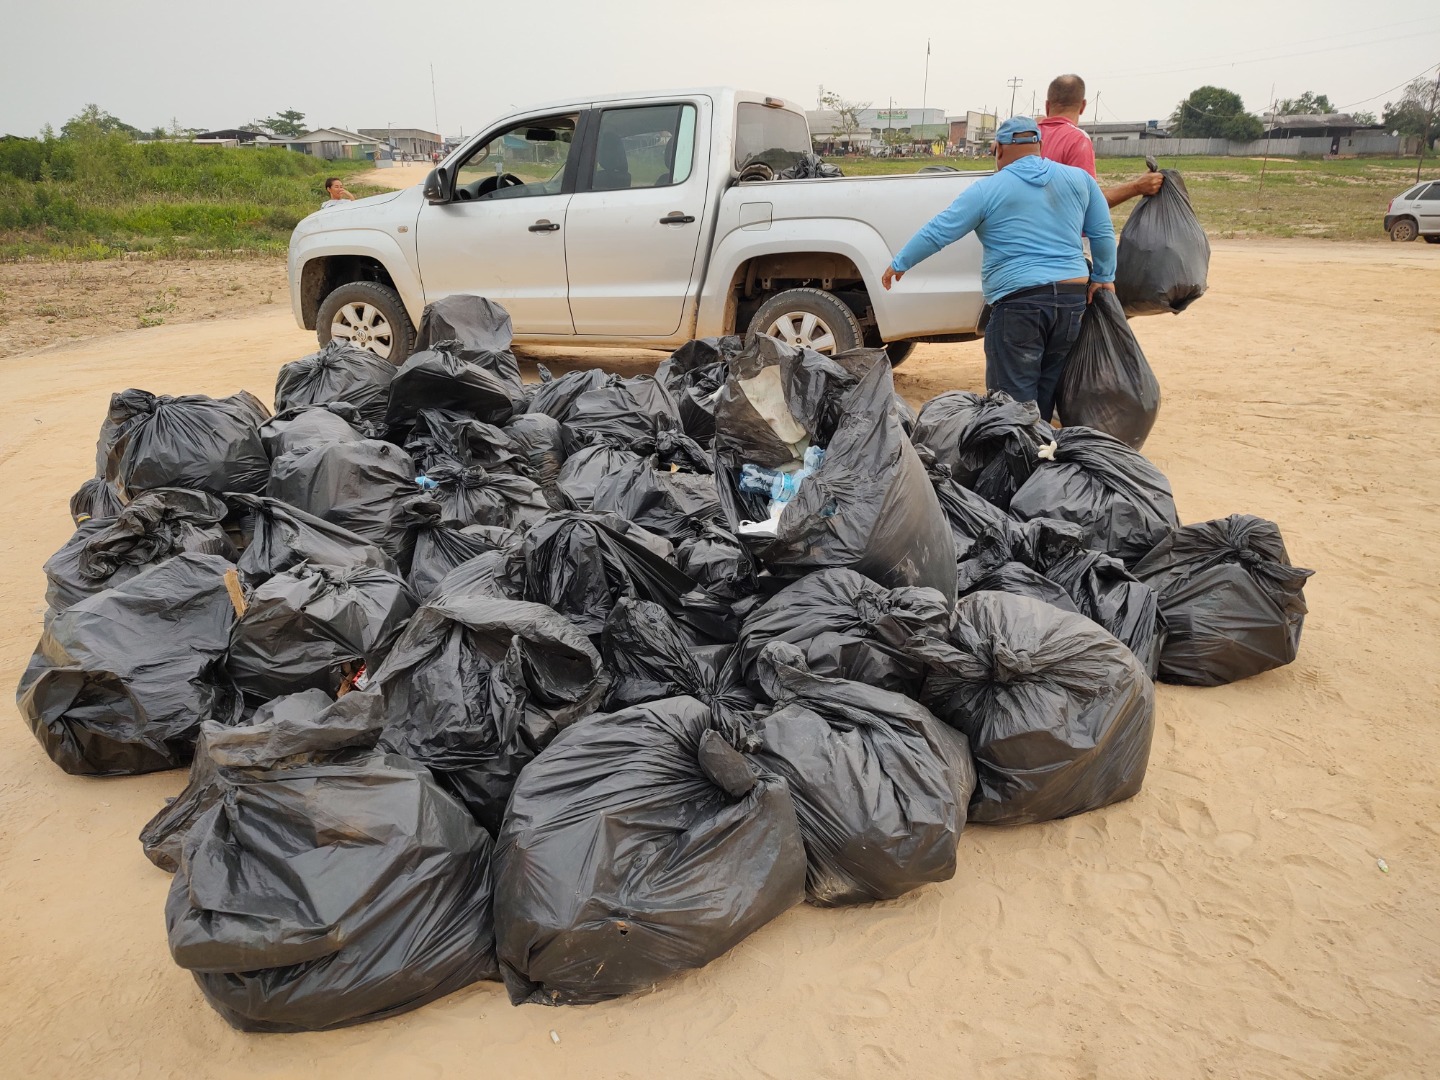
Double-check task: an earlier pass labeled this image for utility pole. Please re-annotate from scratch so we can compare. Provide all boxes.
[1258,84,1276,205]
[1417,67,1440,184]
[1031,91,1037,117]
[1007,77,1023,119]
[430,64,440,138]
[1090,92,1101,134]
[922,41,931,117]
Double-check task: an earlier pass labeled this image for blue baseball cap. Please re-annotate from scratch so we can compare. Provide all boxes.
[995,117,1042,145]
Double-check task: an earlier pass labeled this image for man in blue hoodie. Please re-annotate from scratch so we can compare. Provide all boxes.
[881,116,1116,421]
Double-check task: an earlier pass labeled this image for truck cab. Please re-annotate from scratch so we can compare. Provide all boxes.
[289,88,986,364]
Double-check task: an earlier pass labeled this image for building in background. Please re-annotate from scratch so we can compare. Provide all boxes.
[1082,120,1170,143]
[964,111,997,153]
[807,106,948,153]
[288,128,384,161]
[358,128,443,161]
[1262,112,1381,140]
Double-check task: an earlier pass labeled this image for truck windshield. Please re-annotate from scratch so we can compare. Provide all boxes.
[734,103,812,171]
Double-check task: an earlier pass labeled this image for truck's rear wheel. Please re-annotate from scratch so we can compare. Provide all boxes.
[316,281,415,364]
[884,341,917,366]
[748,288,862,356]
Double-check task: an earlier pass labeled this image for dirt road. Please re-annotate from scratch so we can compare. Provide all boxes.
[1,241,1438,1079]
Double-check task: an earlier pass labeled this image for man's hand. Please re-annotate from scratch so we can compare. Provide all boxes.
[1136,172,1163,197]
[881,264,904,291]
[1087,281,1116,304]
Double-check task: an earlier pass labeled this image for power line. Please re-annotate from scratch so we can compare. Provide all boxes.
[1093,16,1440,80]
[1093,28,1440,83]
[1335,61,1440,110]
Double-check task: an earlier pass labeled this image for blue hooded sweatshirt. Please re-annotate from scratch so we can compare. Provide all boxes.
[891,155,1116,304]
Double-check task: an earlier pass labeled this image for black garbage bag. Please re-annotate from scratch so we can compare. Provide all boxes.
[1055,290,1161,450]
[403,497,515,600]
[736,569,951,697]
[907,590,1155,825]
[69,476,127,525]
[956,539,1082,614]
[925,461,1020,561]
[673,523,759,602]
[267,438,417,564]
[1016,518,1165,675]
[44,488,235,615]
[590,435,723,542]
[522,511,734,643]
[412,294,523,384]
[493,695,806,1005]
[273,340,395,427]
[140,688,338,872]
[227,494,399,588]
[403,408,521,475]
[431,546,527,602]
[559,375,681,456]
[159,691,498,1033]
[259,402,372,460]
[424,462,549,531]
[553,443,644,511]
[226,563,416,702]
[601,598,756,722]
[655,336,741,444]
[385,341,524,431]
[910,389,1055,510]
[104,389,270,499]
[525,366,610,423]
[371,593,609,832]
[1009,427,1178,567]
[749,642,975,906]
[17,552,242,776]
[1132,514,1313,686]
[503,413,567,494]
[776,152,844,179]
[715,339,956,600]
[1115,159,1210,317]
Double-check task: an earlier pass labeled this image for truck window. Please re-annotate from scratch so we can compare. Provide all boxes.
[586,104,698,191]
[734,103,811,171]
[453,113,578,201]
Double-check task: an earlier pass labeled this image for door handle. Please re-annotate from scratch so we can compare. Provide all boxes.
[528,220,560,232]
[659,212,696,225]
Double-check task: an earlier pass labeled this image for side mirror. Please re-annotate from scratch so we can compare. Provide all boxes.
[423,166,450,204]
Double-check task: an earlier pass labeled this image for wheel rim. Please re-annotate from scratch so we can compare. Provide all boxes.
[1394,221,1416,242]
[330,301,395,359]
[765,310,837,353]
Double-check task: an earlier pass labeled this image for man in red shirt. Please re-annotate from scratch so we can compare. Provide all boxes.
[1039,74,1163,207]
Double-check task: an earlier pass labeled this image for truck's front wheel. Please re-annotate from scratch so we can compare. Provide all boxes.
[748,288,862,356]
[316,281,416,364]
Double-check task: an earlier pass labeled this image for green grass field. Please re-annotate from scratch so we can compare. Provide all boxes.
[1,130,1432,259]
[835,153,1430,241]
[0,132,382,259]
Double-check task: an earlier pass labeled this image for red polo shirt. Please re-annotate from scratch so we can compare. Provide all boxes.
[1039,115,1096,177]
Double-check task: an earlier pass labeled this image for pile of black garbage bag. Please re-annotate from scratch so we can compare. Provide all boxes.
[16,294,1312,1031]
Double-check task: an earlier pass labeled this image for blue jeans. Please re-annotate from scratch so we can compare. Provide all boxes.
[983,291,1086,421]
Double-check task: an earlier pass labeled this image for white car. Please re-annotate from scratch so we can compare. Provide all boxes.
[1384,179,1440,243]
[287,88,988,365]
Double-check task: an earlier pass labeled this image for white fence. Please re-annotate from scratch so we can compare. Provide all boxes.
[1093,133,1405,158]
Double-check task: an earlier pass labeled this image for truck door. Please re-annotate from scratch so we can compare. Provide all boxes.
[1417,182,1440,234]
[563,100,711,336]
[414,112,581,334]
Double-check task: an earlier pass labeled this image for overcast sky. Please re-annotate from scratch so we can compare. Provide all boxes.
[3,0,1437,137]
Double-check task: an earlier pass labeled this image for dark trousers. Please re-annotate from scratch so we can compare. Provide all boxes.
[983,289,1086,421]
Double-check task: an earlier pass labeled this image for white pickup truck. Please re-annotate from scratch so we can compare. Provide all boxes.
[288,87,986,365]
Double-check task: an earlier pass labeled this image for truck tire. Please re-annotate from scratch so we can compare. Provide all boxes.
[884,341,917,366]
[749,288,863,356]
[316,281,416,364]
[1388,218,1418,243]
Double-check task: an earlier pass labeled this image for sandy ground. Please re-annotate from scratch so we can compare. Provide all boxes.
[2,241,1438,1079]
[0,259,287,359]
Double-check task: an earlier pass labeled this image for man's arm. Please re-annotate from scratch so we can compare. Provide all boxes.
[1102,173,1163,208]
[1083,175,1117,299]
[887,183,988,280]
